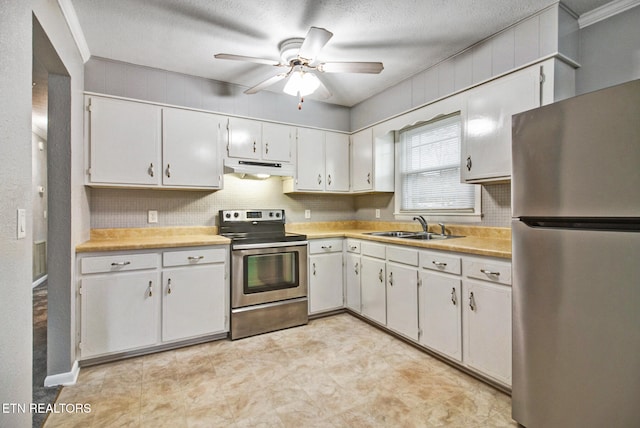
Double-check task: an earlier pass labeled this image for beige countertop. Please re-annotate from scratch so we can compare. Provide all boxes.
[76,226,230,253]
[76,221,511,259]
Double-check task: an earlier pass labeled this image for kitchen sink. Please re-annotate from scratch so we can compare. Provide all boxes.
[365,231,464,240]
[365,231,417,238]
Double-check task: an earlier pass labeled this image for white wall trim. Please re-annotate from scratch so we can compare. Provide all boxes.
[32,274,48,289]
[44,360,79,387]
[56,0,91,62]
[578,0,640,28]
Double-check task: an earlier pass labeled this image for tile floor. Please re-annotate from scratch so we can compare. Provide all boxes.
[44,314,517,427]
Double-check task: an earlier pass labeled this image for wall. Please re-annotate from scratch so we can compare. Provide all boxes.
[0,2,33,426]
[85,57,351,132]
[576,4,640,95]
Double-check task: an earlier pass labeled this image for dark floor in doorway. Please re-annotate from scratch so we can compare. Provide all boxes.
[33,280,61,428]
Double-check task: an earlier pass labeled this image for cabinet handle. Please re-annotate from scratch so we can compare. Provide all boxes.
[167,278,172,295]
[354,262,359,275]
[265,143,269,154]
[188,256,205,261]
[313,262,316,276]
[350,245,357,250]
[469,291,476,311]
[466,156,472,171]
[378,268,383,282]
[110,261,131,266]
[367,172,371,184]
[148,163,155,177]
[432,261,447,267]
[317,174,322,185]
[321,245,332,250]
[451,287,457,305]
[480,269,501,277]
[253,141,256,153]
[166,164,171,178]
[389,271,393,286]
[148,281,153,297]
[327,174,332,186]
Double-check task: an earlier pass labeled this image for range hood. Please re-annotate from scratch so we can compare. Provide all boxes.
[223,159,295,178]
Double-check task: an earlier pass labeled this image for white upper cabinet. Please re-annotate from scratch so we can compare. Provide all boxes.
[162,107,223,188]
[285,128,349,193]
[351,128,394,193]
[88,96,161,186]
[461,58,574,183]
[86,95,223,190]
[227,117,292,163]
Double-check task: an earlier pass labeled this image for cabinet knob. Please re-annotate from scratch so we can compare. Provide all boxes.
[466,156,472,171]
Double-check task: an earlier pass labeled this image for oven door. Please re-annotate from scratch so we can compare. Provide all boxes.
[231,241,308,308]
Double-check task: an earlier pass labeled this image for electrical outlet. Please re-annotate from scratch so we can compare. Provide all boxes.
[375,209,381,218]
[148,210,158,224]
[305,209,311,219]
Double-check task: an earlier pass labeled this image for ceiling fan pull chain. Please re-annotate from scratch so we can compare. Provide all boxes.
[298,94,304,110]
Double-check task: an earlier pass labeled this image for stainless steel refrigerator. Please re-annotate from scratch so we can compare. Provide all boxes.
[511,79,640,428]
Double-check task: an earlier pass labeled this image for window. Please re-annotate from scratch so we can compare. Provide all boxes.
[396,114,479,218]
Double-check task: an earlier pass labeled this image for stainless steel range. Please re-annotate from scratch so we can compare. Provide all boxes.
[219,209,308,340]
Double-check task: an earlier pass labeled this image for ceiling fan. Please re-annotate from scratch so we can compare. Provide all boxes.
[214,27,383,108]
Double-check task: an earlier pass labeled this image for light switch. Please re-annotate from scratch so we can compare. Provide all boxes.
[17,209,26,239]
[375,209,381,218]
[305,209,311,219]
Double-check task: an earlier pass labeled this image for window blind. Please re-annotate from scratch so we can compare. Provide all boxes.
[399,115,475,212]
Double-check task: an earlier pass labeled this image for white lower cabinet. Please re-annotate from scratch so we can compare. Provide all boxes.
[344,240,362,313]
[308,239,344,314]
[386,262,419,341]
[79,246,229,360]
[81,270,160,358]
[463,277,512,386]
[360,242,387,325]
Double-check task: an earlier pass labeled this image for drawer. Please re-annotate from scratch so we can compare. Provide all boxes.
[81,253,159,274]
[309,239,343,254]
[361,241,385,259]
[386,245,418,266]
[464,258,511,285]
[420,251,461,275]
[163,248,226,267]
[345,239,361,254]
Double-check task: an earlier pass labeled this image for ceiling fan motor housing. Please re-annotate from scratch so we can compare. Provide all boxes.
[279,38,304,64]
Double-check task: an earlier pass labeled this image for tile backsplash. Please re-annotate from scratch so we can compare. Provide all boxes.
[90,177,512,229]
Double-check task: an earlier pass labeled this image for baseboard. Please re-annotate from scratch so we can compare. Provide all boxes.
[44,360,79,387]
[32,274,48,288]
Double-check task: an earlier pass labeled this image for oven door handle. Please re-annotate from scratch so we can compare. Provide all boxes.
[232,241,308,250]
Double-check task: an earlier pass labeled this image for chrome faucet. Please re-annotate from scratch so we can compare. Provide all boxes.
[413,216,428,233]
[438,222,446,236]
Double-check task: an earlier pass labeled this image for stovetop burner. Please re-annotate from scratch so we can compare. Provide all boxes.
[218,209,306,245]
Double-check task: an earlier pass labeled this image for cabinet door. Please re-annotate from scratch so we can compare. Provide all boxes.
[162,264,227,342]
[162,108,222,188]
[81,271,160,358]
[325,132,350,192]
[462,67,540,182]
[228,117,261,159]
[262,122,292,162]
[351,128,374,191]
[296,128,325,191]
[345,253,361,313]
[419,272,462,361]
[360,257,386,325]
[386,263,419,341]
[88,96,160,185]
[463,280,512,385]
[309,253,344,314]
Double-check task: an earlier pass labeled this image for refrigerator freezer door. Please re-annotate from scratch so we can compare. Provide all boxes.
[512,220,640,428]
[512,79,640,218]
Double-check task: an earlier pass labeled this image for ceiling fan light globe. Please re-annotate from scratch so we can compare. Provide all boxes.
[283,71,320,97]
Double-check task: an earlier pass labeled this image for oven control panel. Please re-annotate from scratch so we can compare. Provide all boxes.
[220,209,285,223]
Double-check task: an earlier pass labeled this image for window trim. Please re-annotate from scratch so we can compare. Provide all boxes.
[393,114,482,223]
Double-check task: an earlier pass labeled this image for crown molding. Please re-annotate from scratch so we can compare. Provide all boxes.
[578,0,640,28]
[57,0,91,63]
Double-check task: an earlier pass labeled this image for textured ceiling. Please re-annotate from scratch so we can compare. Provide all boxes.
[68,0,611,107]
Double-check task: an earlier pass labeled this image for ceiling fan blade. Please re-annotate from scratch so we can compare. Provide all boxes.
[318,62,384,74]
[244,73,287,94]
[298,27,333,61]
[214,53,281,67]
